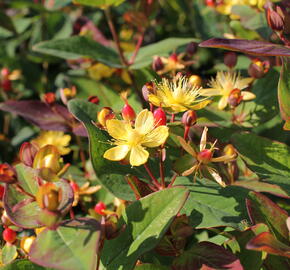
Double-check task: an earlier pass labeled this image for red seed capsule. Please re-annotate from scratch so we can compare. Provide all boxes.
[122,103,136,121]
[43,92,56,105]
[1,79,12,92]
[197,149,213,164]
[0,185,4,200]
[70,181,79,192]
[182,110,197,127]
[152,56,164,72]
[3,227,17,244]
[153,108,167,126]
[224,52,237,69]
[88,96,100,105]
[94,202,106,215]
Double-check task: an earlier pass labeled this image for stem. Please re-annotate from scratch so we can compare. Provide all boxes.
[144,163,161,188]
[105,8,128,66]
[129,30,145,65]
[168,173,178,188]
[15,184,35,199]
[170,114,175,123]
[159,149,165,188]
[70,208,75,219]
[183,126,190,141]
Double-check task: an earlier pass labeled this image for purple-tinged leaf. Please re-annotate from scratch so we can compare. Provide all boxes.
[29,218,101,270]
[278,57,290,130]
[199,38,290,56]
[246,191,289,244]
[0,100,73,133]
[247,232,290,258]
[172,241,243,270]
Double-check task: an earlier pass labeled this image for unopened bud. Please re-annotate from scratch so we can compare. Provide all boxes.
[152,56,164,72]
[88,95,99,105]
[3,227,17,244]
[0,163,17,184]
[224,52,237,68]
[153,108,167,126]
[142,82,155,101]
[19,142,38,167]
[60,86,77,105]
[182,110,197,127]
[36,183,61,211]
[188,75,202,87]
[0,185,4,200]
[223,144,236,157]
[97,107,115,127]
[122,103,136,121]
[248,59,269,79]
[43,92,56,105]
[169,52,178,62]
[1,79,12,92]
[186,42,198,55]
[197,149,213,164]
[228,88,242,108]
[266,6,284,32]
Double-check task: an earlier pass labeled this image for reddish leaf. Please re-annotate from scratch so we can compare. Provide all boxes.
[247,231,290,258]
[0,100,73,133]
[246,192,289,244]
[199,38,290,56]
[172,241,243,270]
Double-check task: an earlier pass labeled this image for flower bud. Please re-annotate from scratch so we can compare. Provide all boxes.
[182,110,197,127]
[1,211,13,227]
[224,52,237,69]
[186,42,198,55]
[43,92,56,105]
[0,163,17,184]
[60,86,77,105]
[152,56,164,72]
[248,59,269,79]
[122,103,136,121]
[94,201,106,215]
[88,95,100,105]
[97,107,115,128]
[197,149,213,164]
[1,78,12,92]
[223,144,236,157]
[19,142,38,167]
[188,75,202,87]
[228,88,242,108]
[153,108,167,126]
[36,182,61,211]
[142,82,155,101]
[3,227,17,244]
[266,6,284,32]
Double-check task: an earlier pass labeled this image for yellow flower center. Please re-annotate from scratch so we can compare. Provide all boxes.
[127,130,144,147]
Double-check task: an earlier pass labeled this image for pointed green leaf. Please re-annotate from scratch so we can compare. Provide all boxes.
[100,187,189,270]
[33,36,122,68]
[73,0,125,7]
[0,259,51,270]
[175,177,249,229]
[29,218,101,270]
[278,57,290,130]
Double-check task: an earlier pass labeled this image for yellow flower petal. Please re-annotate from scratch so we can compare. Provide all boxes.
[135,109,154,134]
[218,96,228,110]
[189,100,211,110]
[207,167,226,187]
[199,88,221,96]
[129,145,149,166]
[103,145,130,161]
[211,154,236,163]
[200,127,208,152]
[106,119,132,140]
[148,94,162,107]
[241,91,256,101]
[142,126,169,147]
[236,77,254,90]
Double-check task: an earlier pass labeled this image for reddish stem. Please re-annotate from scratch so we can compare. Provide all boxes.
[129,31,145,65]
[170,114,175,123]
[168,173,178,188]
[183,126,190,141]
[159,149,165,188]
[144,163,161,189]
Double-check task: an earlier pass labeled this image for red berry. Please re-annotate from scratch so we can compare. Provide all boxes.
[88,96,100,105]
[197,149,213,164]
[94,202,106,215]
[0,185,4,200]
[3,227,17,243]
[70,181,79,192]
[1,68,10,77]
[181,110,197,127]
[153,108,167,126]
[122,104,136,121]
[205,0,215,7]
[1,79,12,92]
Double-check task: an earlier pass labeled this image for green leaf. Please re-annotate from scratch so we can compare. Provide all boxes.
[73,0,125,7]
[247,191,289,244]
[33,36,122,68]
[29,218,101,270]
[175,177,249,229]
[1,244,17,265]
[232,132,290,177]
[129,38,198,69]
[134,265,169,270]
[15,164,39,196]
[0,11,17,34]
[278,57,290,130]
[0,259,51,270]
[68,99,137,200]
[100,187,189,270]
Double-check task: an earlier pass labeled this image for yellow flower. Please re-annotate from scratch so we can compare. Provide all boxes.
[178,127,236,187]
[32,131,71,155]
[104,109,169,166]
[148,76,211,113]
[88,63,115,81]
[201,71,255,110]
